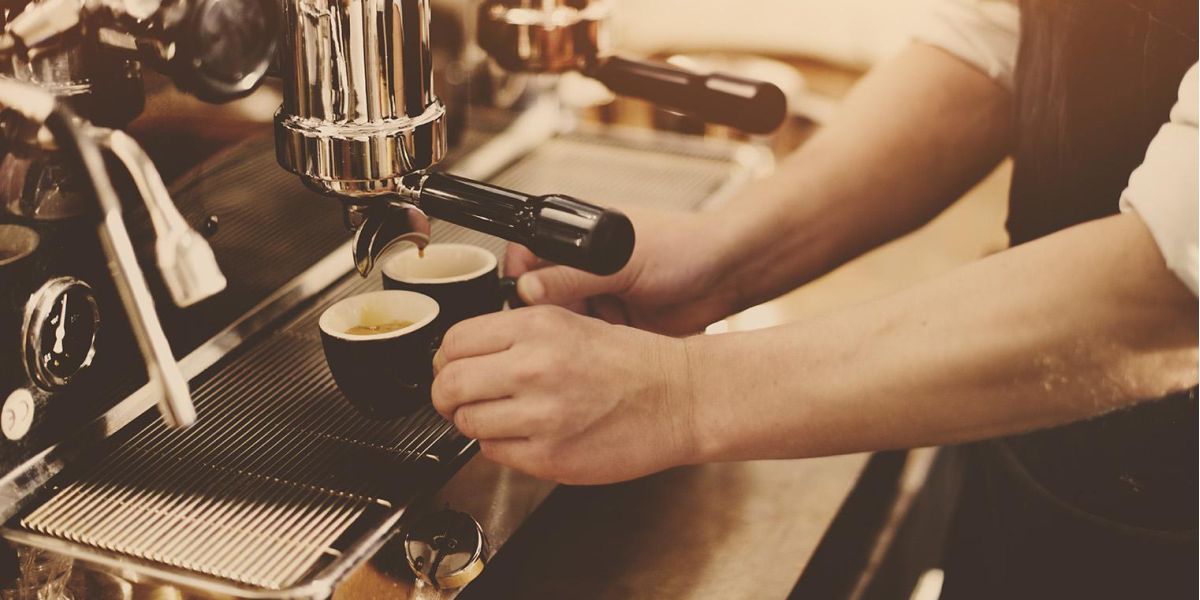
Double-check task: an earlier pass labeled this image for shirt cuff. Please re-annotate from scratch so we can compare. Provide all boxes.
[911,0,1021,90]
[1119,64,1199,296]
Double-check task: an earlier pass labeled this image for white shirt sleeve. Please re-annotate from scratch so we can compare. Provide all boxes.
[910,0,1021,90]
[1119,64,1199,296]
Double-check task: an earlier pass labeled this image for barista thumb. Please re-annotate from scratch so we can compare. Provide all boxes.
[517,266,617,307]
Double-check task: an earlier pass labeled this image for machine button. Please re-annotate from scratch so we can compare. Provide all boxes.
[404,509,487,590]
[22,278,100,390]
[2,388,35,441]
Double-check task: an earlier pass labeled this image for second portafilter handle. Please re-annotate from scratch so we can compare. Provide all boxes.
[477,0,788,134]
[585,57,787,135]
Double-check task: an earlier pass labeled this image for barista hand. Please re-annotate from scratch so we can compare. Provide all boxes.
[505,207,739,336]
[431,305,696,484]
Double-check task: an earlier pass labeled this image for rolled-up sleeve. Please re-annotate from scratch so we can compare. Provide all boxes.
[1119,63,1199,296]
[911,0,1021,90]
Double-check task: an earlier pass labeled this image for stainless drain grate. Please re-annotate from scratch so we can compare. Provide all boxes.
[488,132,741,211]
[21,272,462,589]
[14,128,764,594]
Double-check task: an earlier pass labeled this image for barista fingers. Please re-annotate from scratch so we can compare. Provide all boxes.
[431,0,1197,593]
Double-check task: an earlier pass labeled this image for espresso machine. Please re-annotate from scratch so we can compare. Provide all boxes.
[0,1,781,597]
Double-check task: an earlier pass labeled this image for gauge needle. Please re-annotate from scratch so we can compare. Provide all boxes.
[53,296,67,355]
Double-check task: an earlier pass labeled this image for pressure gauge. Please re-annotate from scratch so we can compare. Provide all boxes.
[22,278,100,390]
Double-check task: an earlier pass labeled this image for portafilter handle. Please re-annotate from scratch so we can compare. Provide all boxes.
[585,56,788,135]
[407,173,635,276]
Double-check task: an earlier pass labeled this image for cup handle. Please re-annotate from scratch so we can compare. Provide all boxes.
[499,277,526,309]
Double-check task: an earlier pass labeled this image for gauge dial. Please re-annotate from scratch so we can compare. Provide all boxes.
[23,278,100,390]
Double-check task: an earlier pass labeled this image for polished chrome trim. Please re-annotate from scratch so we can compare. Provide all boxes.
[478,0,614,73]
[100,129,227,308]
[275,0,448,198]
[21,277,99,390]
[0,240,354,523]
[3,443,479,600]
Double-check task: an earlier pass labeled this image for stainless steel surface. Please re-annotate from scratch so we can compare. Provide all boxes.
[477,0,612,73]
[404,509,487,590]
[4,122,767,598]
[0,115,533,523]
[44,112,203,431]
[0,80,200,428]
[99,129,227,308]
[0,544,74,599]
[0,152,87,220]
[274,0,447,197]
[0,224,38,265]
[87,129,198,430]
[1,0,83,61]
[16,268,471,594]
[486,127,771,210]
[10,44,90,98]
[348,202,433,277]
[20,277,99,390]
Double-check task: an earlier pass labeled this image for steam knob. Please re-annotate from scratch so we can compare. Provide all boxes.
[404,509,487,590]
[161,0,278,102]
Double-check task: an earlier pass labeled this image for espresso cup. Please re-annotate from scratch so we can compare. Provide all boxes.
[381,243,518,336]
[319,290,441,419]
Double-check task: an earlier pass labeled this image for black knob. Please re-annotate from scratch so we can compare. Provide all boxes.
[526,194,634,276]
[587,56,788,135]
[415,173,635,276]
[163,0,279,103]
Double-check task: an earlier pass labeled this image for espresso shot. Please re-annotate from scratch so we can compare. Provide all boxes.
[319,290,441,420]
[382,243,516,337]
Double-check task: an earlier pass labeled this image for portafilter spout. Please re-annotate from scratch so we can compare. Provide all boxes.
[346,202,432,277]
[274,0,635,277]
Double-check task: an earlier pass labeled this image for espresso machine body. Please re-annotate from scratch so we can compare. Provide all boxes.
[0,1,778,597]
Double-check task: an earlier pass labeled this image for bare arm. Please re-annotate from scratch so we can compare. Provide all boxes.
[433,46,1196,484]
[710,42,1013,310]
[506,43,1014,332]
[690,213,1198,463]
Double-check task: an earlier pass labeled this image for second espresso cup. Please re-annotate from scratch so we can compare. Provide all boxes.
[319,290,441,419]
[382,243,516,335]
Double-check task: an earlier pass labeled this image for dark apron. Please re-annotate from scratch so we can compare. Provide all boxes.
[941,0,1199,597]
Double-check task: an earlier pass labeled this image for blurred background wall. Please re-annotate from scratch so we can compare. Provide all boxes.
[612,0,925,68]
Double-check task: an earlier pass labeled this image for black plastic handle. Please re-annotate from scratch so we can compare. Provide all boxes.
[416,173,635,276]
[587,56,788,135]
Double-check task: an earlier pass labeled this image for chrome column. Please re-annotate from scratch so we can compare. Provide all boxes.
[274,0,448,198]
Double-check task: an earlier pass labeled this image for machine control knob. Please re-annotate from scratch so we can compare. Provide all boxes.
[404,509,487,590]
[22,277,100,390]
[162,0,279,102]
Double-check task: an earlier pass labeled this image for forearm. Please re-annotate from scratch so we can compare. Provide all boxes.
[708,43,1013,310]
[688,214,1198,462]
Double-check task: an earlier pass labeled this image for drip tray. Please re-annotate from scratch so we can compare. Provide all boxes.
[18,273,472,593]
[3,125,769,598]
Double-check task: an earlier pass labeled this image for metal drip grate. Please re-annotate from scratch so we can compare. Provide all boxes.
[11,127,764,595]
[487,132,741,211]
[20,270,466,590]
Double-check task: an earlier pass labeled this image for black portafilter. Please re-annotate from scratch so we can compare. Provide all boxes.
[410,173,635,276]
[585,56,788,135]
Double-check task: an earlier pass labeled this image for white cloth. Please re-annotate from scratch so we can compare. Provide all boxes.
[1120,65,1199,294]
[911,0,1020,90]
[912,0,1199,295]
